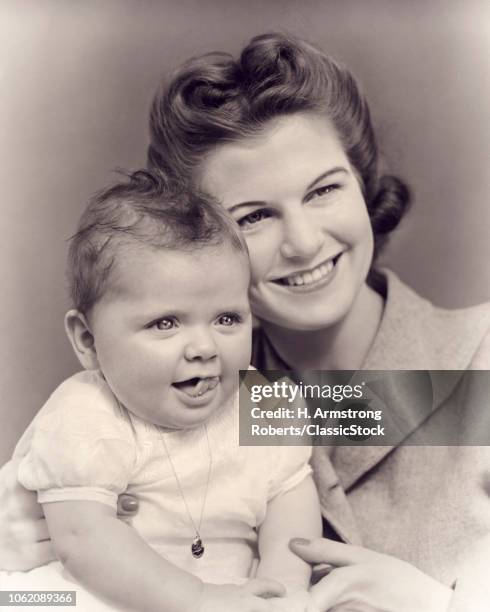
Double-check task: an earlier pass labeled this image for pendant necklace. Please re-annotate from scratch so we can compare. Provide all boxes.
[160,425,212,558]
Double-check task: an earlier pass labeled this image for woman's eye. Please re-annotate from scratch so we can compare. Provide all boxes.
[307,184,339,202]
[152,317,177,331]
[237,209,270,228]
[217,313,241,326]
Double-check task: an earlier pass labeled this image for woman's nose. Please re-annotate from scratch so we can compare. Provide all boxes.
[279,209,324,260]
[184,330,218,362]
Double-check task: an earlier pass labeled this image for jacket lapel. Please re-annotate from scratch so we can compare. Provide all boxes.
[319,271,490,525]
[311,446,362,544]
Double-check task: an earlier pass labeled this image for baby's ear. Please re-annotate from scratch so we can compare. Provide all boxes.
[64,309,99,370]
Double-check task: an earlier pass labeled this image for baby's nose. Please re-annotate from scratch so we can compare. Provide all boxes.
[184,330,218,361]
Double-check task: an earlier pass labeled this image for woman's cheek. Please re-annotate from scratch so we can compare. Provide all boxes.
[245,223,284,284]
[243,234,275,286]
[355,213,375,257]
[336,200,373,249]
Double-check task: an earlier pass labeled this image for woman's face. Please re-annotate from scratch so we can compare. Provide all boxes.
[198,113,374,332]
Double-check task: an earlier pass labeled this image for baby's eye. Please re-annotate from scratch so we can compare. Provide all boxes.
[151,317,177,331]
[237,209,271,228]
[217,313,241,327]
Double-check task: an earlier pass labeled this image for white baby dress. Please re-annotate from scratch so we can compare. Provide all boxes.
[1,370,312,611]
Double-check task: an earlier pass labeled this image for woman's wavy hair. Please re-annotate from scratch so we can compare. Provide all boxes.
[148,32,411,265]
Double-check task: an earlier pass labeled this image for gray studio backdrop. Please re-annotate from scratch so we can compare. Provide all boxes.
[1,0,489,463]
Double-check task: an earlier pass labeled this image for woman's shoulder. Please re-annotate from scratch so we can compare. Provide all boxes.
[365,269,490,370]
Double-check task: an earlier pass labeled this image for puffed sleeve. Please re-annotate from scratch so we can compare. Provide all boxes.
[17,372,137,510]
[267,445,313,501]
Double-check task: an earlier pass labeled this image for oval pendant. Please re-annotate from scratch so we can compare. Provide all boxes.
[191,537,204,558]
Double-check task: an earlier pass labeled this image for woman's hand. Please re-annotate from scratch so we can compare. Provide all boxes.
[0,459,139,571]
[116,493,139,520]
[268,589,320,612]
[0,459,53,571]
[290,538,453,612]
[195,578,286,612]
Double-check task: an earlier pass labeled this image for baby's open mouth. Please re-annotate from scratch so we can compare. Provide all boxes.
[172,376,220,398]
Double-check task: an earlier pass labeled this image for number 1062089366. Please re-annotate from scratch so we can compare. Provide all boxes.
[0,591,76,606]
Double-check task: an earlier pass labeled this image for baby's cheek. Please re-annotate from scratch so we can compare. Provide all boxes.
[238,329,253,369]
[105,353,157,406]
[223,331,252,376]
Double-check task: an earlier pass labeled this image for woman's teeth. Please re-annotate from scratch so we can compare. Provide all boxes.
[283,259,335,286]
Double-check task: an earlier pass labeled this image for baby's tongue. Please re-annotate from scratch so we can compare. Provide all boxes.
[174,377,219,398]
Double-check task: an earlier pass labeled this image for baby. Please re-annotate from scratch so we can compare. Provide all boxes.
[5,171,321,611]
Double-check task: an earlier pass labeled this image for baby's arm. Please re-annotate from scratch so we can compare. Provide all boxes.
[44,500,202,611]
[44,500,282,612]
[256,475,322,608]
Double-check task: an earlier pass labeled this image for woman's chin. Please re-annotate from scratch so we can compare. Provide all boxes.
[253,288,354,333]
[259,304,350,333]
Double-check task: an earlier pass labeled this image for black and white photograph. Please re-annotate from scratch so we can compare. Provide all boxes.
[1,1,489,610]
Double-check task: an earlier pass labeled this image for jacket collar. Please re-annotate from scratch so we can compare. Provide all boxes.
[363,269,489,371]
[332,269,490,492]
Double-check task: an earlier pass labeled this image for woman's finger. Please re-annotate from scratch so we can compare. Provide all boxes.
[116,493,139,517]
[289,538,378,567]
[308,567,353,610]
[311,562,334,583]
[2,540,56,572]
[0,460,44,518]
[26,540,56,567]
[34,518,50,542]
[9,517,50,545]
[253,598,276,612]
[0,519,52,571]
[14,490,45,518]
[244,577,286,598]
[329,604,376,612]
[26,518,50,543]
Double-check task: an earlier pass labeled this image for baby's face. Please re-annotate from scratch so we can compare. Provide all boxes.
[88,243,252,429]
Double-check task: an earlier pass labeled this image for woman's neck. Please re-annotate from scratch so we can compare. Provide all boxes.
[260,283,384,370]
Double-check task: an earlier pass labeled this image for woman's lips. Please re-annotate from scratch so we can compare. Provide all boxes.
[272,253,342,288]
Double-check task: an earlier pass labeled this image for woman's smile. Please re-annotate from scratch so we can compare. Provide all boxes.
[270,252,343,289]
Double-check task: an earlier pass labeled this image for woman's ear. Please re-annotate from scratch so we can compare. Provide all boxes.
[64,309,99,370]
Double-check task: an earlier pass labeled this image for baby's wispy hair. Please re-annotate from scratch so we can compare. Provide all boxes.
[67,169,247,314]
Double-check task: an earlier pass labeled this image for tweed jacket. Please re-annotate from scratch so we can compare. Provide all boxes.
[251,269,490,612]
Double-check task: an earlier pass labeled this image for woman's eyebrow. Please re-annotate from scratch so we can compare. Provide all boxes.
[227,200,265,214]
[306,167,348,191]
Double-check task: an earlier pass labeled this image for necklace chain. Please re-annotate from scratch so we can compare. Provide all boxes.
[160,425,212,549]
